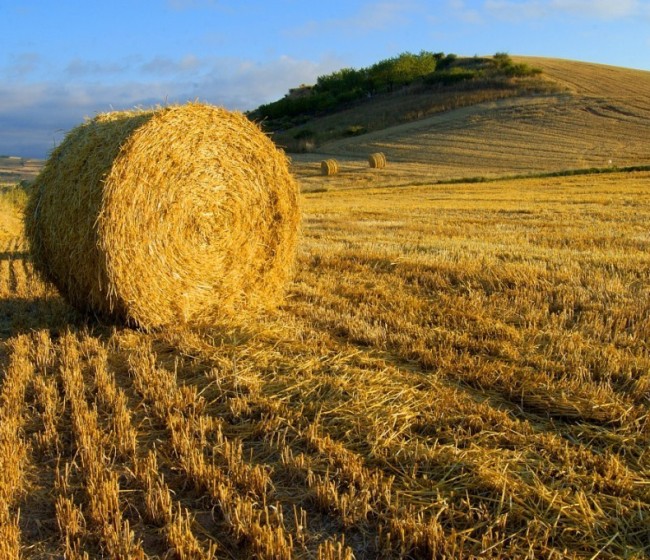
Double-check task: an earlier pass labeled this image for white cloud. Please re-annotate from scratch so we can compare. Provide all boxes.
[166,0,219,10]
[4,52,41,79]
[65,59,131,78]
[287,1,419,38]
[200,55,343,109]
[550,0,640,18]
[0,54,342,158]
[140,55,202,76]
[484,0,647,20]
[484,1,547,20]
[448,0,484,23]
[355,2,413,30]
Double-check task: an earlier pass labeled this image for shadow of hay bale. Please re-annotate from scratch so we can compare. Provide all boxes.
[0,296,81,340]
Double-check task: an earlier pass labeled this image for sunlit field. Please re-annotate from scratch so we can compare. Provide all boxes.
[1,167,648,559]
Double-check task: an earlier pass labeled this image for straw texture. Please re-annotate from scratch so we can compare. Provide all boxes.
[368,153,386,169]
[26,103,300,329]
[320,159,339,176]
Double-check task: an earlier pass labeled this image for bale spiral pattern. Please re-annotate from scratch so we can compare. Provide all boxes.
[26,103,300,329]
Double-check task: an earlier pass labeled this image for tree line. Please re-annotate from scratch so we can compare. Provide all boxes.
[250,51,541,124]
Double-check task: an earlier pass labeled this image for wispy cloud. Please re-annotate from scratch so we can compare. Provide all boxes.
[287,1,418,39]
[354,1,413,30]
[140,55,202,76]
[4,53,41,79]
[199,55,344,109]
[484,1,550,21]
[166,0,219,10]
[484,0,647,20]
[448,0,483,23]
[65,58,132,78]
[0,53,342,158]
[551,0,641,18]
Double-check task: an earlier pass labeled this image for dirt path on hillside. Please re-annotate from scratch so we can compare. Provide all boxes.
[317,94,568,155]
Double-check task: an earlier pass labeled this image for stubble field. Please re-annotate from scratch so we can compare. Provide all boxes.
[0,165,648,558]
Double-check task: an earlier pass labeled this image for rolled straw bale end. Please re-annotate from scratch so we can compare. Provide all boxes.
[368,152,386,169]
[25,103,301,329]
[320,159,339,176]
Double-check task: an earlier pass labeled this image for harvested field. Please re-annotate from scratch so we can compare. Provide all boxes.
[1,167,649,558]
[0,157,42,183]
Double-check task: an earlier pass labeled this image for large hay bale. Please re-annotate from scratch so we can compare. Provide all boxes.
[26,103,300,329]
[320,159,339,176]
[368,152,386,169]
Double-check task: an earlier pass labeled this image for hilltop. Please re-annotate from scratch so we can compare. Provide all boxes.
[250,52,552,151]
[248,54,650,186]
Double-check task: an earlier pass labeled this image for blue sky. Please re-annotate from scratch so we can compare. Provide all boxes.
[2,0,649,158]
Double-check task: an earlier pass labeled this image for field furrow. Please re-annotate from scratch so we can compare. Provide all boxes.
[86,337,220,559]
[59,333,147,558]
[0,258,9,298]
[125,339,292,558]
[0,335,35,557]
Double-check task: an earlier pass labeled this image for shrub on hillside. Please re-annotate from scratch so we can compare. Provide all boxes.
[249,51,543,130]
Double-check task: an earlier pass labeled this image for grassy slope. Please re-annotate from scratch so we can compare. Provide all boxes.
[291,57,650,180]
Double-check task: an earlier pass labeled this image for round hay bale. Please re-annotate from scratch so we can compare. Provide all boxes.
[26,103,300,329]
[320,159,339,176]
[368,152,386,169]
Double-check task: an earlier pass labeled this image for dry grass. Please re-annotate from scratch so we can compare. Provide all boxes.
[25,103,300,329]
[1,164,649,558]
[274,75,560,151]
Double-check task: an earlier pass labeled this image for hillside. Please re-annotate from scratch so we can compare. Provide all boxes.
[256,52,553,151]
[287,56,650,184]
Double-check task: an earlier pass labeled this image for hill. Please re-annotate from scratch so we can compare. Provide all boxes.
[273,56,650,186]
[252,52,553,151]
[7,56,650,187]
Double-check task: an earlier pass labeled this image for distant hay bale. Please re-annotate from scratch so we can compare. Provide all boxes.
[320,159,339,176]
[368,152,386,169]
[25,102,300,329]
